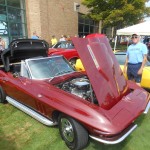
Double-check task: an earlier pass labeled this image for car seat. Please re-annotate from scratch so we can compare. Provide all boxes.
[10,64,21,74]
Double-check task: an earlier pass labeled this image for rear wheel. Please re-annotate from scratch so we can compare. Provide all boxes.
[58,114,89,150]
[0,86,6,103]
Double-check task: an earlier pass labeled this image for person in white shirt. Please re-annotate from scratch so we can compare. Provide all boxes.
[59,35,66,42]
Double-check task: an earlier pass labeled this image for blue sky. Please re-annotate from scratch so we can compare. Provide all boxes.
[145,1,150,21]
[146,1,150,7]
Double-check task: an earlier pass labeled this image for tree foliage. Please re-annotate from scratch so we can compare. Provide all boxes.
[82,0,150,29]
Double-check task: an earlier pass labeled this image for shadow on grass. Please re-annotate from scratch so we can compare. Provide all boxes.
[0,128,17,150]
[135,114,147,127]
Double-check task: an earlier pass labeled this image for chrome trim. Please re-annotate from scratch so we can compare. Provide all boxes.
[89,124,137,144]
[61,118,74,142]
[144,101,150,114]
[6,96,56,126]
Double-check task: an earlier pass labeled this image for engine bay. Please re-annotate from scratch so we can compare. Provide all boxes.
[55,76,98,104]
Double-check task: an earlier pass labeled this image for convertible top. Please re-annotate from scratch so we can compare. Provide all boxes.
[1,39,49,71]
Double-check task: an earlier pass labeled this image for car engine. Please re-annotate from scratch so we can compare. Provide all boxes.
[56,76,97,104]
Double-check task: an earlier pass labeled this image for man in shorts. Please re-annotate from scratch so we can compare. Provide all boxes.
[123,33,148,86]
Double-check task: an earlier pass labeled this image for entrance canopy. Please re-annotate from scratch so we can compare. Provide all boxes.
[117,21,150,35]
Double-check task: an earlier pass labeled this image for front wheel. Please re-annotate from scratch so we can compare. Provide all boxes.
[58,114,89,150]
[0,86,6,103]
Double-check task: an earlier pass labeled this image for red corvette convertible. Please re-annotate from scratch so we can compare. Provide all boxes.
[48,41,79,65]
[0,38,150,150]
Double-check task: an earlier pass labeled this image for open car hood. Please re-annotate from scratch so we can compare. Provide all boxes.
[72,36,128,110]
[1,39,49,72]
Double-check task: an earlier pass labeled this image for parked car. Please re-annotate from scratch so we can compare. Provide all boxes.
[75,52,150,89]
[0,38,150,150]
[48,41,79,66]
[47,34,105,66]
[143,36,150,61]
[86,33,105,38]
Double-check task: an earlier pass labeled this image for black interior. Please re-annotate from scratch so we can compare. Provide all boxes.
[0,39,49,72]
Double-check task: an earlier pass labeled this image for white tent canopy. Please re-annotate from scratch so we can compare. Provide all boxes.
[117,21,150,35]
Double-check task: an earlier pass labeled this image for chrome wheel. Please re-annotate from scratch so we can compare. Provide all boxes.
[59,114,89,150]
[61,118,74,142]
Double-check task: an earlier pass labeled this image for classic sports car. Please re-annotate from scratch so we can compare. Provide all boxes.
[48,41,79,65]
[47,34,105,66]
[0,38,150,150]
[75,52,150,89]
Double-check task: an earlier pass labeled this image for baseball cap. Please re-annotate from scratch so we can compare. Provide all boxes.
[132,33,139,36]
[131,33,140,38]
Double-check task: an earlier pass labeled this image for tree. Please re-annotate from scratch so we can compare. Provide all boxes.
[82,0,150,29]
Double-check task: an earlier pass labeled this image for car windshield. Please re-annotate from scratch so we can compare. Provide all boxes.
[26,56,75,79]
[115,53,150,66]
[52,41,74,49]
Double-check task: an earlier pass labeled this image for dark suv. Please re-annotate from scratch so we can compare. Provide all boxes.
[143,36,150,60]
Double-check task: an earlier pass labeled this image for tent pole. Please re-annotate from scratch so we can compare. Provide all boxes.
[114,35,117,52]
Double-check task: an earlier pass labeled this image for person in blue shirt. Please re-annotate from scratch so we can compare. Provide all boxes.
[31,31,39,39]
[123,33,148,86]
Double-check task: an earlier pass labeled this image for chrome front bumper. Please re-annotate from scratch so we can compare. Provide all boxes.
[89,124,137,144]
[144,101,150,114]
[89,101,150,144]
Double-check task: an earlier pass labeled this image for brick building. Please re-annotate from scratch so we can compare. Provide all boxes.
[0,0,101,46]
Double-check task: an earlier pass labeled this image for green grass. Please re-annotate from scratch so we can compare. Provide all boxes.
[0,103,150,150]
[110,42,128,51]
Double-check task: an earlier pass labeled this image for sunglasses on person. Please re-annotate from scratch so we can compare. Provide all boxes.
[131,36,138,39]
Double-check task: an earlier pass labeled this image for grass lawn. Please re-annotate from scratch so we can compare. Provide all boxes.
[0,103,150,150]
[110,42,128,51]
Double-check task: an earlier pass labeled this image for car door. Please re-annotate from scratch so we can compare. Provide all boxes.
[0,68,37,110]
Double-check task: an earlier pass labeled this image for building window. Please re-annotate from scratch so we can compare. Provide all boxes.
[78,13,99,37]
[7,0,25,8]
[0,0,5,5]
[0,0,27,47]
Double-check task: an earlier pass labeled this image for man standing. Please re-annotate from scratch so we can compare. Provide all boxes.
[0,36,5,53]
[123,33,148,86]
[31,31,39,39]
[59,35,66,42]
[51,35,58,46]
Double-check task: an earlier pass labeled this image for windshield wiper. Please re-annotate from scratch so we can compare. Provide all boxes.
[55,70,72,76]
[49,70,73,83]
